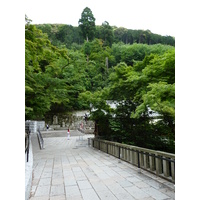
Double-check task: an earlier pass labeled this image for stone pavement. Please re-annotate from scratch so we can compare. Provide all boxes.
[29,130,175,200]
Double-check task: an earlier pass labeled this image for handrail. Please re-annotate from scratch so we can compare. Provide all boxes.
[90,138,175,183]
[77,127,85,133]
[25,130,30,162]
[37,128,44,149]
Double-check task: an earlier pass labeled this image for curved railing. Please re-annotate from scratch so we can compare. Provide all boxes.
[90,138,175,183]
[37,128,44,149]
[25,130,30,162]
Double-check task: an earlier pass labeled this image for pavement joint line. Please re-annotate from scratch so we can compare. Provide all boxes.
[29,130,174,200]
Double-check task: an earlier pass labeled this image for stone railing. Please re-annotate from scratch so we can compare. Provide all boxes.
[90,138,175,183]
[25,120,45,133]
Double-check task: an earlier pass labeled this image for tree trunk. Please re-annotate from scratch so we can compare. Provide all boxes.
[105,57,108,70]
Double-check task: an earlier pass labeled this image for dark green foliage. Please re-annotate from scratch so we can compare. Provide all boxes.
[111,43,174,66]
[86,49,175,153]
[78,7,96,41]
[36,24,84,48]
[98,21,114,47]
[35,24,174,49]
[113,28,175,46]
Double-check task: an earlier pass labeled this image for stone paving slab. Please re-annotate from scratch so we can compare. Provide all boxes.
[29,131,175,200]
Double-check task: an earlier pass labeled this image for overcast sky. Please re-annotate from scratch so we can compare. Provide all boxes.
[26,0,176,36]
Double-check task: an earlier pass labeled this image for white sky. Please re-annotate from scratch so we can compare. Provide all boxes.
[26,0,176,37]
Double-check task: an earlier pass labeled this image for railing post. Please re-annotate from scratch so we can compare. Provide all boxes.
[171,161,175,182]
[115,145,118,157]
[118,146,121,159]
[125,147,127,160]
[139,151,144,167]
[144,153,149,169]
[128,148,131,163]
[122,147,124,160]
[137,150,140,168]
[130,149,133,164]
[126,148,129,162]
[156,154,162,175]
[163,157,170,177]
[149,154,155,171]
[133,150,137,165]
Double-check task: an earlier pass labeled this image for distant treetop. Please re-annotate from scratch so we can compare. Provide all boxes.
[78,7,96,41]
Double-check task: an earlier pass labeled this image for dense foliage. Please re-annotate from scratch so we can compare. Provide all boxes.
[25,8,175,153]
[35,25,175,49]
[81,49,175,153]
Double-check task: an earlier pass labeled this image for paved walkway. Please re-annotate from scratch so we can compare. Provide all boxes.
[29,130,175,200]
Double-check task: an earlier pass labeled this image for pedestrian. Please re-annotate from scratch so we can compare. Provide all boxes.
[67,128,70,140]
[46,124,49,131]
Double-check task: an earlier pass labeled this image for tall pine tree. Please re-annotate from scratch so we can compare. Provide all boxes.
[78,7,96,41]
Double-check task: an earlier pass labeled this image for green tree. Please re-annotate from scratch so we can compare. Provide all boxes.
[83,41,91,62]
[99,21,113,47]
[111,43,174,66]
[132,50,175,139]
[78,7,96,41]
[113,27,127,43]
[25,17,73,119]
[85,48,175,152]
[86,39,115,88]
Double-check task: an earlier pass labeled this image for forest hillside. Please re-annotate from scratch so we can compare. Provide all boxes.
[25,8,175,152]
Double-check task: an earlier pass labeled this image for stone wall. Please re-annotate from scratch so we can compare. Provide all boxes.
[25,111,95,133]
[45,110,95,132]
[37,121,45,130]
[25,121,45,133]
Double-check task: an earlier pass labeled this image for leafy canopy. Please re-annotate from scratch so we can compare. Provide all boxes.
[25,12,175,152]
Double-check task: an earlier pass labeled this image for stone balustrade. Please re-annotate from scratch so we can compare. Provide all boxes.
[90,138,175,183]
[25,120,45,133]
